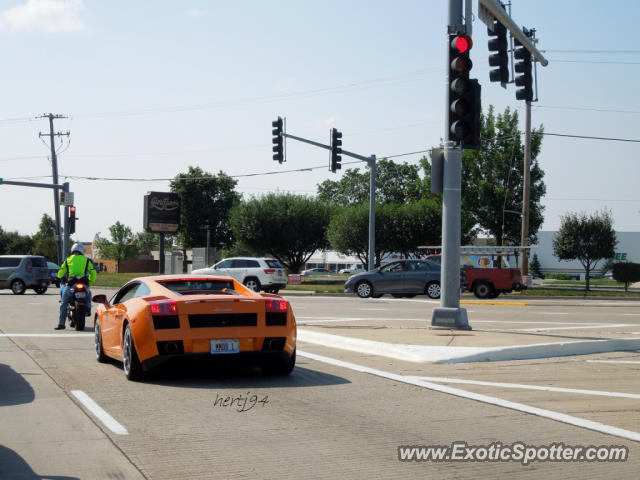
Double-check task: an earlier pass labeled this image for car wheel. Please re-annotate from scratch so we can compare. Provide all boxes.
[34,286,47,295]
[243,277,261,292]
[473,282,493,299]
[263,349,296,375]
[355,281,373,298]
[123,324,143,381]
[94,318,108,363]
[425,281,441,299]
[11,279,26,295]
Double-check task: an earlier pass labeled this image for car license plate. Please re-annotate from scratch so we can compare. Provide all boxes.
[75,291,87,298]
[210,339,239,354]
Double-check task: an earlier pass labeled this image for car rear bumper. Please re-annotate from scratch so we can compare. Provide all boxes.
[141,349,294,371]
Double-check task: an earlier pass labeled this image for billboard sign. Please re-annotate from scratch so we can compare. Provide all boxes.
[144,192,180,233]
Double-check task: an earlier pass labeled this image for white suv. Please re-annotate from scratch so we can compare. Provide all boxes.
[192,257,287,293]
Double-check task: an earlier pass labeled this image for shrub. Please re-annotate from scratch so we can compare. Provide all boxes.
[612,262,640,292]
[546,273,573,280]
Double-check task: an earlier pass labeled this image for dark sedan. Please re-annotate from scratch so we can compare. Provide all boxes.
[344,259,443,299]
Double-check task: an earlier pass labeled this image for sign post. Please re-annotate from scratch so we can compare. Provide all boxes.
[144,192,181,274]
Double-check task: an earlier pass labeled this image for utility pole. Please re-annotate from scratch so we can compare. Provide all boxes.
[520,100,532,276]
[38,113,69,265]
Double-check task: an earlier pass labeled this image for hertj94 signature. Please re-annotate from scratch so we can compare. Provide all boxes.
[213,392,269,412]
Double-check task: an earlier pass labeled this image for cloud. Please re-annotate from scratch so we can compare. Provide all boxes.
[1,0,84,33]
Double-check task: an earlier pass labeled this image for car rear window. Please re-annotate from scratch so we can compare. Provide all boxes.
[265,259,283,268]
[159,279,239,295]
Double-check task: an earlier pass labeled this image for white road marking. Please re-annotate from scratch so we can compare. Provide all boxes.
[71,390,128,435]
[298,350,640,443]
[587,360,640,365]
[513,324,635,332]
[406,376,640,399]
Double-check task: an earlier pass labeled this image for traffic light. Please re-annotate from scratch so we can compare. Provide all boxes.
[487,20,509,85]
[448,34,480,149]
[68,206,77,235]
[330,128,342,173]
[514,38,533,101]
[272,117,284,163]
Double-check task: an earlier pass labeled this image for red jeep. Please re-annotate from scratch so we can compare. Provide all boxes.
[425,249,527,299]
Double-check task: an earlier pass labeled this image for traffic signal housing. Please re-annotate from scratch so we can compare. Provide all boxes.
[514,38,533,101]
[68,206,77,235]
[448,34,481,149]
[272,117,284,163]
[487,20,509,85]
[330,128,342,173]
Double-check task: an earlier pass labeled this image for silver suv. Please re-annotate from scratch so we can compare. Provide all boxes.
[0,255,51,295]
[192,257,288,293]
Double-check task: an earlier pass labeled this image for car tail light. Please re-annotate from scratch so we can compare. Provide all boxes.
[264,269,275,274]
[26,265,32,273]
[265,298,288,313]
[149,299,178,315]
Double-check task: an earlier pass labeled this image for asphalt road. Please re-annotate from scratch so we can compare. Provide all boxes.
[1,289,639,479]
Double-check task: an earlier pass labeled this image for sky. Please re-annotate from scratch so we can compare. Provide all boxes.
[0,0,639,244]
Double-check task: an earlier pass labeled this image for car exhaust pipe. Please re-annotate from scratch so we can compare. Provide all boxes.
[165,342,178,354]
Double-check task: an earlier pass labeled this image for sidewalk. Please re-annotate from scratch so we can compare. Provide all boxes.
[0,336,145,480]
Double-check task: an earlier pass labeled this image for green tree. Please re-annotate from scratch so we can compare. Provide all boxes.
[612,262,640,292]
[529,252,543,278]
[134,231,158,256]
[327,199,445,269]
[461,105,546,246]
[170,166,241,271]
[317,158,426,205]
[98,222,138,272]
[32,213,57,261]
[230,193,332,273]
[0,226,34,255]
[552,210,617,291]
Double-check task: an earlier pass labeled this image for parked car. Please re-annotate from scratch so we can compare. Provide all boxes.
[300,268,333,276]
[191,257,287,293]
[338,264,366,274]
[344,259,446,299]
[92,274,297,380]
[0,255,50,295]
[47,262,61,287]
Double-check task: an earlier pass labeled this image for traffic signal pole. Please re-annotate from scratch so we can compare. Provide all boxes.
[1,180,72,258]
[520,100,532,276]
[431,0,470,330]
[277,128,377,271]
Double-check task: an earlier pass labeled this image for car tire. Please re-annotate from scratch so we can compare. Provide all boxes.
[243,277,261,292]
[123,324,143,381]
[473,282,494,299]
[425,281,441,299]
[34,286,47,295]
[263,349,296,375]
[355,281,373,298]
[11,279,26,295]
[95,318,109,363]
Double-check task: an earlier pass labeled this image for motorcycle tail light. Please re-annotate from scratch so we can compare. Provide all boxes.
[150,300,178,315]
[76,284,85,290]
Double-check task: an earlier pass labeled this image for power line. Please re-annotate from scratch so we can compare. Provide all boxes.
[542,132,640,143]
[535,105,640,115]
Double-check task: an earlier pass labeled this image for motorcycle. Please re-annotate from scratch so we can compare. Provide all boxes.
[65,276,90,331]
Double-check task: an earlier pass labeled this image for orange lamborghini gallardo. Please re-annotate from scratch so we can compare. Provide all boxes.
[91,275,296,380]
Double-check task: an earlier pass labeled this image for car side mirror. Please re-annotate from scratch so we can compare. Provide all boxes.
[92,294,109,305]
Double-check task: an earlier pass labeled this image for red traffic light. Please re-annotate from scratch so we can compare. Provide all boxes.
[452,35,472,53]
[70,206,76,214]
